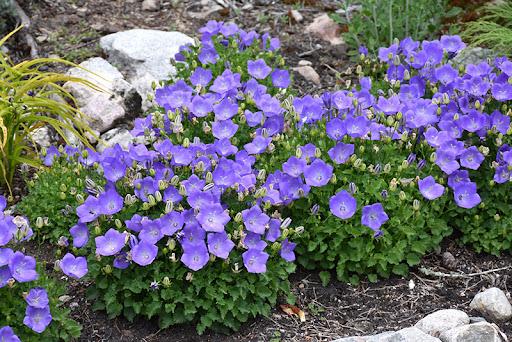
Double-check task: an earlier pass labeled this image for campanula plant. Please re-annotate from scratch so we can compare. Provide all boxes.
[17,147,104,243]
[138,20,293,149]
[0,195,81,341]
[45,134,299,334]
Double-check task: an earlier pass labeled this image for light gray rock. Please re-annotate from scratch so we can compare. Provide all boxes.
[100,29,194,109]
[452,47,495,66]
[141,0,160,11]
[30,126,52,147]
[64,57,141,133]
[97,127,133,152]
[332,328,441,342]
[470,287,512,322]
[439,322,503,342]
[415,309,470,337]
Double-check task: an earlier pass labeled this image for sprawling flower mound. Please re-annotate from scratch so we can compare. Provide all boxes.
[373,37,512,254]
[43,136,298,333]
[16,19,512,337]
[0,195,81,341]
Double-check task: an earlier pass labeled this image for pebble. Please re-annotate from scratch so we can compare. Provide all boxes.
[292,65,321,86]
[142,0,160,11]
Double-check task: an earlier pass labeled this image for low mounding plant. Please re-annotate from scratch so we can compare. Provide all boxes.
[0,27,96,189]
[330,0,453,56]
[29,22,300,334]
[461,1,512,56]
[17,147,104,243]
[0,195,81,341]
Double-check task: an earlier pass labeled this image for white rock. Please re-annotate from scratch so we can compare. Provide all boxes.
[470,287,512,321]
[332,328,441,342]
[64,57,141,133]
[142,0,160,11]
[439,322,503,342]
[289,9,303,23]
[30,126,52,147]
[100,29,194,110]
[415,309,470,337]
[97,128,133,152]
[292,65,321,85]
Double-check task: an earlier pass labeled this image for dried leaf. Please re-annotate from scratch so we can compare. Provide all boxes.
[280,304,306,322]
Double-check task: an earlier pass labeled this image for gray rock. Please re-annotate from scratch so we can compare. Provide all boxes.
[97,127,133,152]
[470,287,512,322]
[30,126,52,147]
[100,29,194,110]
[332,328,441,342]
[415,309,470,337]
[64,57,141,133]
[452,47,495,66]
[439,322,503,342]
[142,0,160,11]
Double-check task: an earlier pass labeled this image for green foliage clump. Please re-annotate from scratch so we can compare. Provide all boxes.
[87,257,294,334]
[331,0,451,56]
[1,265,82,341]
[17,157,103,243]
[460,1,512,56]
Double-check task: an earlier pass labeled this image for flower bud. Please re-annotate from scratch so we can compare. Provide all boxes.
[295,147,303,158]
[330,173,337,184]
[314,148,322,158]
[59,192,66,200]
[182,137,190,148]
[162,276,171,288]
[354,158,362,168]
[170,175,180,186]
[384,163,391,173]
[413,199,420,211]
[103,265,112,274]
[35,217,44,229]
[204,171,213,183]
[169,253,177,262]
[399,191,406,201]
[142,202,150,210]
[349,182,357,194]
[155,190,163,202]
[115,219,122,229]
[494,214,500,221]
[257,169,266,181]
[281,217,292,229]
[165,200,174,213]
[429,152,437,163]
[60,183,67,192]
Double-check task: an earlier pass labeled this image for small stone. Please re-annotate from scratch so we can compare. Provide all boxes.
[35,34,48,43]
[442,251,457,270]
[415,309,470,337]
[289,9,303,23]
[59,295,72,303]
[439,322,502,342]
[97,128,133,152]
[142,0,160,11]
[470,287,512,322]
[292,65,321,85]
[305,13,344,45]
[332,328,441,342]
[30,126,52,147]
[298,60,312,66]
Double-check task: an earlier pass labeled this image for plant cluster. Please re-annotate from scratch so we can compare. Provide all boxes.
[16,19,512,336]
[0,195,81,341]
[32,22,301,334]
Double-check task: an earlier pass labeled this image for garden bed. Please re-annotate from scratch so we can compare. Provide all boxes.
[3,1,512,341]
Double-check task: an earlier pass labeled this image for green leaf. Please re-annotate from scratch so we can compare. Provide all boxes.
[319,271,331,287]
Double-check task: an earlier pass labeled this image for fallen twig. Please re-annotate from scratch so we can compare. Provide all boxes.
[9,0,39,58]
[419,266,511,278]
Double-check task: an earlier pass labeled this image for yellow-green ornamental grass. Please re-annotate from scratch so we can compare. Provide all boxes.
[0,27,97,190]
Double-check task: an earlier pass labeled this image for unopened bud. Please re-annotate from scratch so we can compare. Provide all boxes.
[413,199,420,211]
